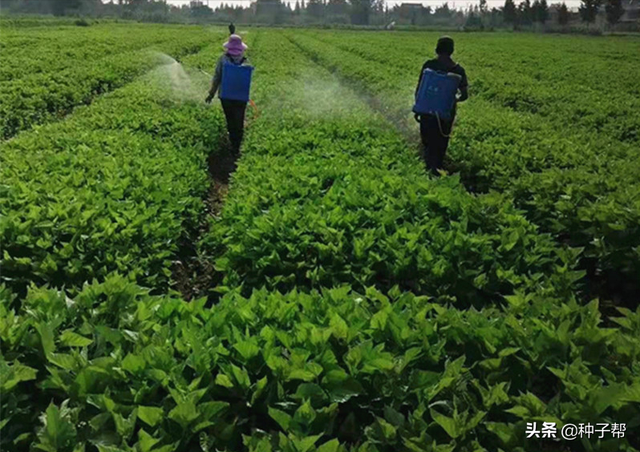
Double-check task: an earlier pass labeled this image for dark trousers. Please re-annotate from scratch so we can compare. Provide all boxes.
[220,99,247,154]
[420,114,452,175]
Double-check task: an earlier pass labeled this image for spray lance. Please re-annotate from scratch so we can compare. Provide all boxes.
[198,68,259,119]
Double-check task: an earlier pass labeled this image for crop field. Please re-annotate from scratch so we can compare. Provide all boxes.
[1,19,640,452]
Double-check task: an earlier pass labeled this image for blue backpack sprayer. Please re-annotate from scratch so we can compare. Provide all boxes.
[220,61,254,103]
[200,63,258,116]
[413,68,462,137]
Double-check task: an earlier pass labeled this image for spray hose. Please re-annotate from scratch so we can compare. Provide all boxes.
[436,113,454,138]
[249,99,259,117]
[415,112,455,138]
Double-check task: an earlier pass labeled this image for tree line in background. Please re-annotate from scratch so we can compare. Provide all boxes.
[501,0,626,27]
[0,0,634,30]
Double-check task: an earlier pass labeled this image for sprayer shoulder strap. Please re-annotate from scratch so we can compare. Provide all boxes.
[225,55,247,66]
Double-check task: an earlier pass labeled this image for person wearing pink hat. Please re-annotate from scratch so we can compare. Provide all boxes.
[206,34,250,154]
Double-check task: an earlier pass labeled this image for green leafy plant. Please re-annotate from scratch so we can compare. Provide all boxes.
[286,30,640,303]
[2,275,639,451]
[1,63,224,296]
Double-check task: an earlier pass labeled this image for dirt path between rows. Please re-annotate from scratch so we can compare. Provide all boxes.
[170,96,262,302]
[170,137,238,302]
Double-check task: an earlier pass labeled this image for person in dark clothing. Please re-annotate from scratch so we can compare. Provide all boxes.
[205,34,250,154]
[220,99,247,154]
[228,23,235,35]
[415,36,469,175]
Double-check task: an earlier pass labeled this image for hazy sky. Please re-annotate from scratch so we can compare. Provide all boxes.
[161,0,582,9]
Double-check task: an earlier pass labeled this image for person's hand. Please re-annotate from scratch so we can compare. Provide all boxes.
[205,93,214,104]
[414,113,421,123]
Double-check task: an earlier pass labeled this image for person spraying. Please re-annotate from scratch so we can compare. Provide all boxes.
[205,34,254,155]
[413,36,468,175]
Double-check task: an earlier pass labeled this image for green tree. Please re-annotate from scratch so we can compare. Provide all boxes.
[52,0,81,15]
[433,2,453,19]
[478,0,488,24]
[557,1,570,24]
[579,0,601,24]
[518,0,533,24]
[465,9,483,27]
[533,0,549,22]
[190,3,213,20]
[307,0,324,18]
[532,0,540,19]
[605,0,624,25]
[503,0,518,23]
[349,0,373,24]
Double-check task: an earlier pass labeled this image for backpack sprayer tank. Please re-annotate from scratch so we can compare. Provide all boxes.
[220,61,254,103]
[413,68,462,121]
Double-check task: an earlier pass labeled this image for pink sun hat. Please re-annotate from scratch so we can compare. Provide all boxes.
[223,34,248,56]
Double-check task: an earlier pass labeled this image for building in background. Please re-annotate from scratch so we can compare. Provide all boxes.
[398,2,426,24]
[621,0,639,22]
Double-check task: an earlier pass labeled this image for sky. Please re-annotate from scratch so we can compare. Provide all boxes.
[159,0,582,9]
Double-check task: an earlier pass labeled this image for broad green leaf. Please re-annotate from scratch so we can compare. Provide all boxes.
[505,406,530,419]
[168,402,199,427]
[486,422,516,446]
[293,434,322,452]
[330,314,348,340]
[137,429,160,452]
[293,399,316,426]
[376,417,397,441]
[288,369,316,382]
[326,377,363,403]
[322,369,349,384]
[251,376,268,405]
[59,330,93,347]
[36,402,76,450]
[383,406,405,428]
[121,353,145,374]
[592,383,628,415]
[231,364,251,390]
[199,401,229,421]
[36,323,55,358]
[89,413,111,432]
[268,407,292,431]
[138,406,164,427]
[215,373,234,388]
[498,347,520,358]
[112,411,136,441]
[48,354,76,371]
[234,340,261,360]
[623,383,640,403]
[293,383,327,404]
[430,409,459,439]
[317,439,340,452]
[1,362,37,391]
[370,309,389,330]
[366,358,394,372]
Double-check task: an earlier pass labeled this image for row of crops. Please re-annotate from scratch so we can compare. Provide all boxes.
[0,23,220,139]
[284,30,640,306]
[2,24,640,452]
[1,65,227,297]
